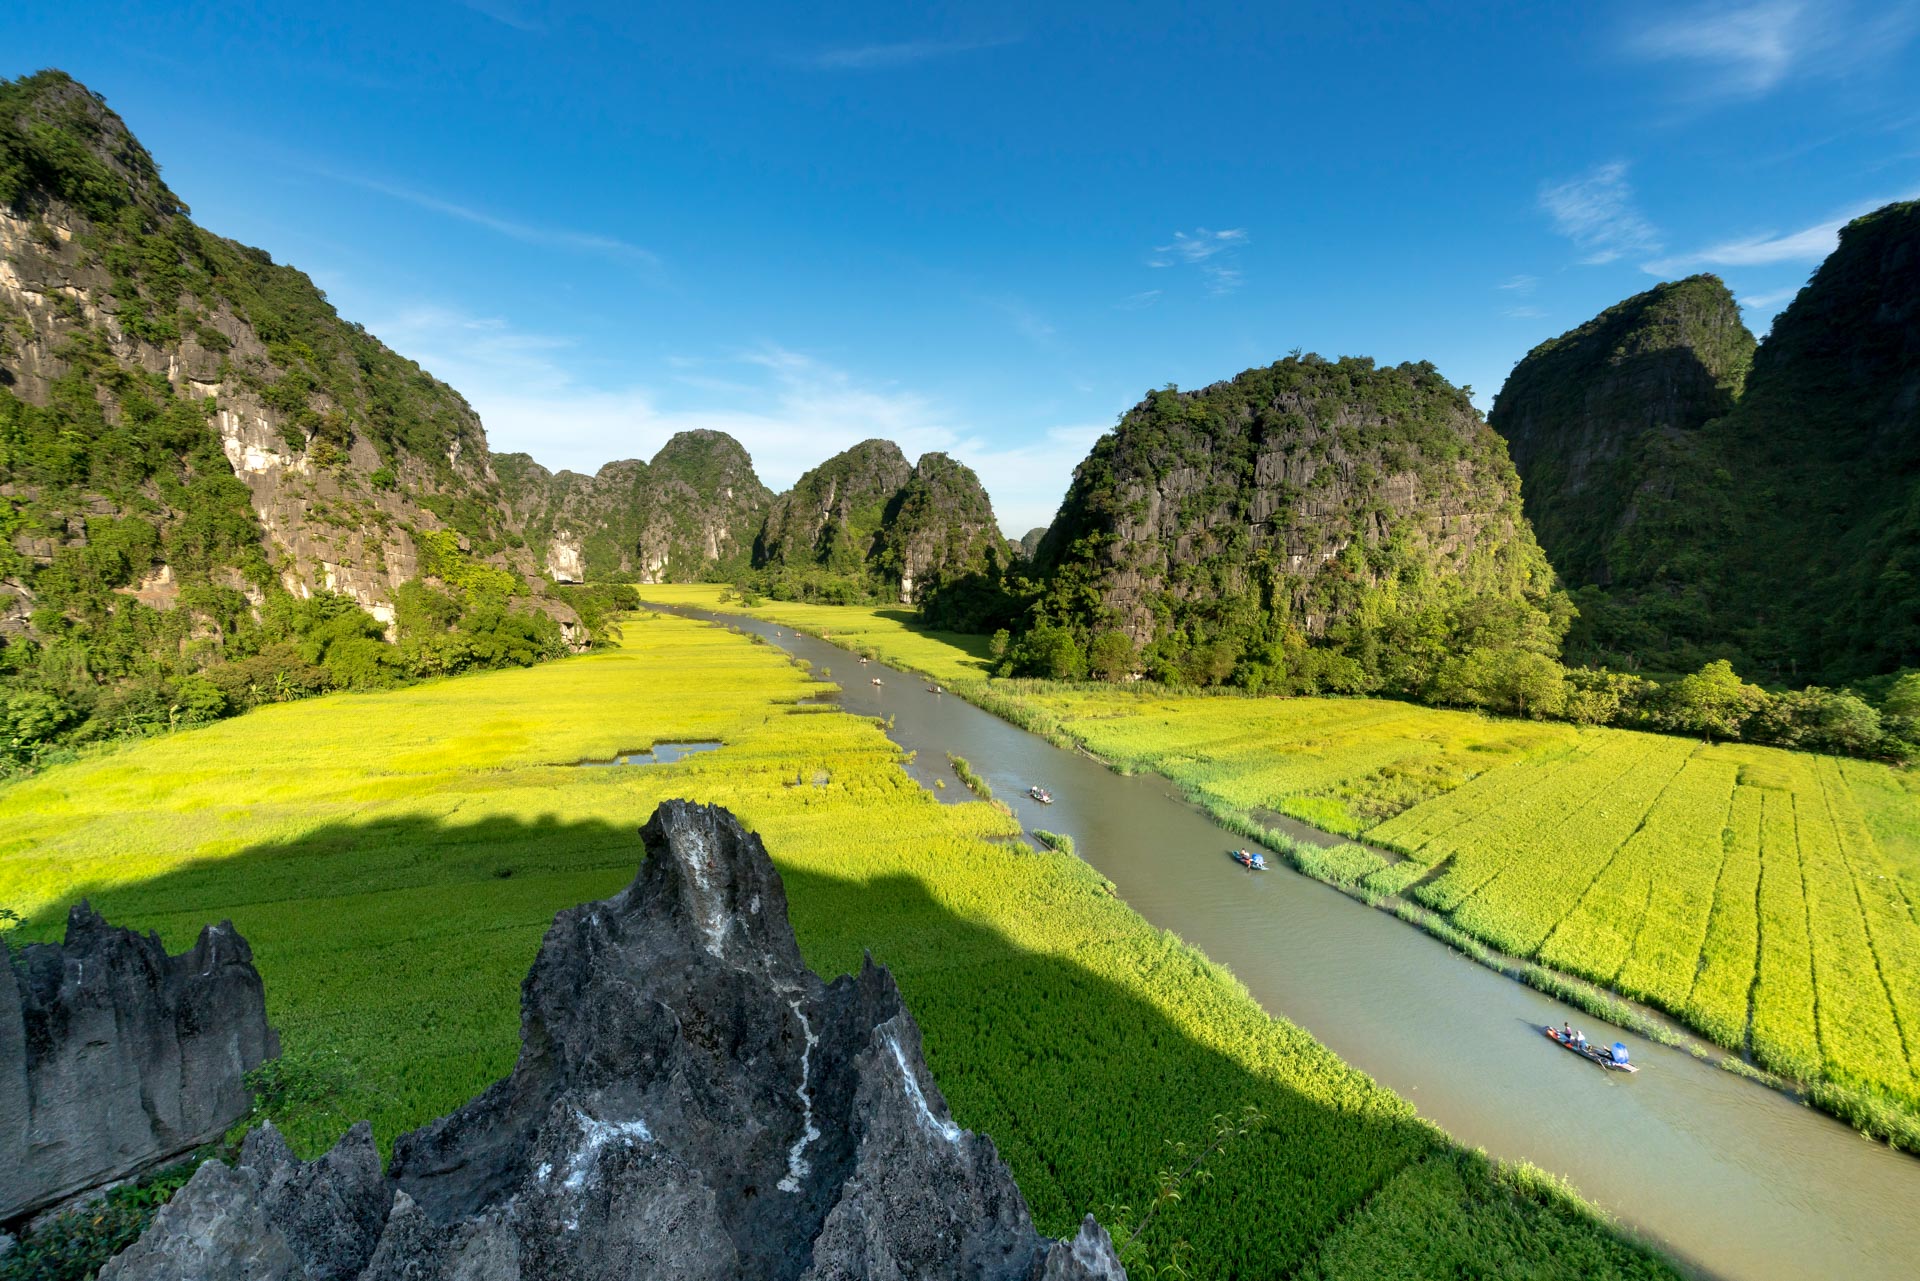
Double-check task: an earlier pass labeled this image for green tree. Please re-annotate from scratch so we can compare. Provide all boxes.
[1089,631,1138,682]
[1660,659,1767,740]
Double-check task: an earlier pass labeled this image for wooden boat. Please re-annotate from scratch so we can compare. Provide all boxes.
[1232,849,1268,871]
[870,677,884,686]
[1545,1026,1639,1072]
[1028,786,1053,804]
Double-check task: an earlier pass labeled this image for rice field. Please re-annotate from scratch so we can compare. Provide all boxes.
[0,610,1672,1279]
[1019,689,1920,1131]
[640,588,1920,1142]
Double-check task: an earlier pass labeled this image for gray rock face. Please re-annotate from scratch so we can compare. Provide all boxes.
[1,905,280,1222]
[104,801,1124,1280]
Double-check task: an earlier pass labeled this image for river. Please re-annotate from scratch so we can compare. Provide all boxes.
[684,608,1920,1280]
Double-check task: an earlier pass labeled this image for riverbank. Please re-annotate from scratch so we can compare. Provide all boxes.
[633,585,1920,1156]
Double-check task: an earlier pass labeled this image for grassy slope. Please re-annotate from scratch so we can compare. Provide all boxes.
[640,586,1920,1146]
[0,610,1672,1279]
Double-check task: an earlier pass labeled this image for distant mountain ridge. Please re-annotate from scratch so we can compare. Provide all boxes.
[494,429,772,584]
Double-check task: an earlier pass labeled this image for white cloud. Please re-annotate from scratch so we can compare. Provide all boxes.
[1737,285,1801,308]
[1641,188,1919,273]
[1539,162,1663,264]
[322,170,657,267]
[1502,305,1547,320]
[361,305,1085,534]
[1497,274,1540,294]
[1147,228,1249,294]
[806,37,1016,69]
[1116,289,1163,310]
[456,0,543,32]
[1627,1,1920,99]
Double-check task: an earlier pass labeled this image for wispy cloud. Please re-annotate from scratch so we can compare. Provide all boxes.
[1641,189,1920,273]
[323,170,657,267]
[806,36,1017,70]
[360,304,1083,532]
[1539,162,1662,264]
[1148,228,1249,294]
[1626,1,1920,100]
[456,0,543,32]
[1503,305,1547,320]
[1737,285,1801,308]
[1497,274,1540,294]
[1116,289,1163,311]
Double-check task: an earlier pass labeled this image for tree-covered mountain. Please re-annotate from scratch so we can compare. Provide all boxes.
[0,70,574,763]
[1489,275,1754,590]
[1017,355,1566,690]
[1493,201,1920,682]
[748,440,1009,606]
[494,430,771,584]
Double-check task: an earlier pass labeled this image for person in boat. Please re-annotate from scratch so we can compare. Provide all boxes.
[1575,1030,1588,1049]
[1561,1022,1572,1040]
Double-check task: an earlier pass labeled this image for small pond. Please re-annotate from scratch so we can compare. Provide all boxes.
[577,741,724,767]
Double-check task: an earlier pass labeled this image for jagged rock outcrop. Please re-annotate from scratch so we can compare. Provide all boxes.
[1033,355,1559,650]
[877,453,1010,604]
[104,802,1124,1280]
[1,905,278,1222]
[1493,201,1920,679]
[0,70,576,645]
[1018,527,1048,560]
[1489,275,1754,588]
[496,432,772,584]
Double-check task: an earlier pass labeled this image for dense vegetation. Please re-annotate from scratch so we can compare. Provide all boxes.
[745,443,1010,611]
[1495,203,1920,685]
[0,70,574,773]
[1490,275,1754,592]
[0,611,1676,1279]
[652,586,1920,1150]
[998,356,1569,696]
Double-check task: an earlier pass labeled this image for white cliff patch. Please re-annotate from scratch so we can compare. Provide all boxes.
[554,1105,654,1231]
[888,1030,962,1144]
[776,995,822,1193]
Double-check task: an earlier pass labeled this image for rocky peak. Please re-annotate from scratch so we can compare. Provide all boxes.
[2,904,279,1222]
[754,439,913,574]
[103,801,1122,1280]
[0,69,575,644]
[1036,356,1556,647]
[1489,274,1755,587]
[878,453,1009,604]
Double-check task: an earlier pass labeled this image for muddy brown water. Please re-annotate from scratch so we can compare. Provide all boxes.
[685,610,1920,1280]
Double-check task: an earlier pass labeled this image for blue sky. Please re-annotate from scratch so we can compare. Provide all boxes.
[7,2,1919,533]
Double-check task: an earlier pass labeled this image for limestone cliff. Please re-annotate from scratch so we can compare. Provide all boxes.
[2,905,278,1222]
[1493,201,1920,679]
[754,438,914,582]
[1034,356,1559,653]
[101,802,1124,1280]
[0,70,574,644]
[495,431,771,584]
[1489,275,1754,588]
[876,453,1009,605]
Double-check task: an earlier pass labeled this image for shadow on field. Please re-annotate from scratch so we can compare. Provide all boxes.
[12,809,1676,1277]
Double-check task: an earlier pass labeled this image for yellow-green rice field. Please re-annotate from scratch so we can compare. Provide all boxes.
[638,586,1920,1145]
[0,610,1673,1279]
